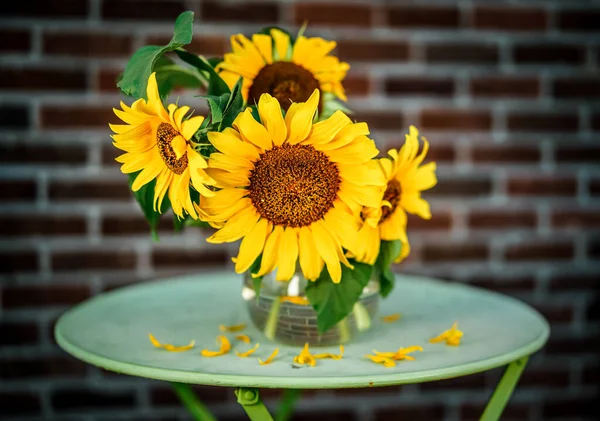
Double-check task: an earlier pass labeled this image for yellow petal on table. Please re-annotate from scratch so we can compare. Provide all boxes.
[201,335,231,357]
[372,345,423,361]
[148,334,195,352]
[259,348,279,365]
[429,322,463,346]
[293,343,317,367]
[236,343,260,357]
[364,354,396,368]
[314,345,344,360]
[381,313,401,323]
[280,296,310,306]
[236,334,251,344]
[219,323,247,332]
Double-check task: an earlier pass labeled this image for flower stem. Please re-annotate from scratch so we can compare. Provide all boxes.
[338,317,350,343]
[171,382,217,421]
[264,297,281,340]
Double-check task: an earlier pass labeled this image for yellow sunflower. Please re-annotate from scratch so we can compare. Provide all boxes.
[110,72,215,219]
[197,89,385,283]
[352,126,437,265]
[217,28,349,113]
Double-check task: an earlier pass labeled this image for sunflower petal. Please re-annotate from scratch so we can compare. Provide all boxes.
[258,93,287,146]
[255,225,283,277]
[276,228,299,281]
[286,89,319,145]
[235,218,270,274]
[234,110,272,150]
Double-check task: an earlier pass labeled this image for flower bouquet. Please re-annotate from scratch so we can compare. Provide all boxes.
[111,12,437,346]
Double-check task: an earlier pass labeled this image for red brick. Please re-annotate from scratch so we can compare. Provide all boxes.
[583,363,599,385]
[0,321,38,346]
[344,74,370,97]
[470,76,539,98]
[0,29,31,53]
[0,0,87,17]
[425,43,498,64]
[102,0,185,20]
[40,105,119,128]
[507,176,577,197]
[151,249,229,268]
[49,180,131,200]
[419,372,487,390]
[473,7,547,31]
[336,41,409,62]
[505,242,574,261]
[201,1,279,23]
[520,367,571,388]
[0,179,36,201]
[422,244,489,262]
[387,6,459,28]
[331,385,401,397]
[407,212,452,231]
[0,251,38,274]
[468,210,537,229]
[543,396,596,419]
[507,112,578,132]
[294,3,371,27]
[0,144,87,165]
[52,251,137,271]
[558,10,600,32]
[471,145,540,163]
[0,104,29,128]
[145,35,227,57]
[98,68,121,92]
[102,215,174,235]
[43,32,132,57]
[0,68,87,91]
[532,304,574,323]
[591,179,600,196]
[513,44,585,65]
[546,335,600,356]
[150,386,228,405]
[590,239,600,259]
[428,178,492,197]
[556,146,600,163]
[353,111,404,131]
[2,284,91,309]
[468,276,536,293]
[587,297,599,321]
[420,109,491,131]
[461,402,530,421]
[0,391,42,416]
[549,274,597,291]
[375,404,444,421]
[0,215,86,236]
[385,77,454,97]
[553,78,600,98]
[52,388,136,411]
[552,210,600,229]
[0,356,86,379]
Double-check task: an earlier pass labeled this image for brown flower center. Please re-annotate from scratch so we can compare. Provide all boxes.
[380,180,401,223]
[249,143,340,228]
[156,122,188,175]
[248,62,320,112]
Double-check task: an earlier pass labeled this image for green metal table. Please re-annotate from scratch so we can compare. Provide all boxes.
[55,271,549,421]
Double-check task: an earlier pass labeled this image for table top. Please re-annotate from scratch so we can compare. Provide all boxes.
[55,271,549,389]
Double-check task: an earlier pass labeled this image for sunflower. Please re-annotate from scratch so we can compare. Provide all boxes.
[110,72,215,219]
[352,126,437,265]
[216,28,349,113]
[197,89,385,283]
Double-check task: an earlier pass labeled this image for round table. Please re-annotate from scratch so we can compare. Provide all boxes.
[55,271,549,421]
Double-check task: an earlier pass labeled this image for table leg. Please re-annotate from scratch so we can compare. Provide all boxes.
[171,382,217,421]
[235,387,275,421]
[275,389,301,421]
[480,356,529,421]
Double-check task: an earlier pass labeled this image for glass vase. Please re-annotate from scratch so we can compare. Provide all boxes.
[241,271,379,347]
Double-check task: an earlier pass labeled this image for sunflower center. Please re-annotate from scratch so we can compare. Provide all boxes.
[380,180,402,223]
[156,123,188,175]
[248,62,320,112]
[248,143,340,228]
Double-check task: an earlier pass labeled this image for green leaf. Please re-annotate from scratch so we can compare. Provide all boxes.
[117,11,195,99]
[175,49,231,96]
[206,98,223,124]
[305,262,373,334]
[248,255,263,298]
[376,240,402,298]
[220,77,245,130]
[128,172,171,240]
[173,213,185,232]
[320,92,352,121]
[155,64,204,99]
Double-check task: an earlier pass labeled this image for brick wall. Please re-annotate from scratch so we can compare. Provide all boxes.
[0,0,598,420]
